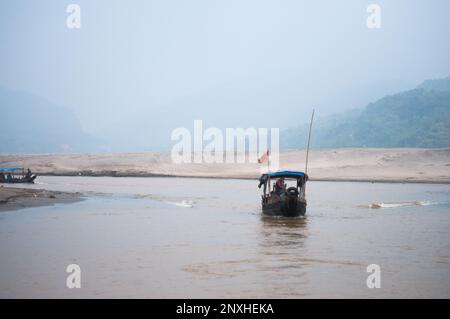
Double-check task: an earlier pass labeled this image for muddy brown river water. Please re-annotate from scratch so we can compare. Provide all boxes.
[1,176,450,298]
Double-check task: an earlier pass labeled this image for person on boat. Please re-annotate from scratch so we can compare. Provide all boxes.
[274,178,285,194]
[0,173,5,183]
[25,168,32,179]
[6,173,13,183]
[258,174,268,188]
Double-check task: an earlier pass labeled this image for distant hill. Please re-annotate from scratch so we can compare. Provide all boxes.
[0,88,101,153]
[3,76,449,153]
[417,77,450,92]
[93,75,411,152]
[282,77,450,149]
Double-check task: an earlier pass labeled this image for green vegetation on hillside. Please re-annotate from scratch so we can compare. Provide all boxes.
[282,77,450,148]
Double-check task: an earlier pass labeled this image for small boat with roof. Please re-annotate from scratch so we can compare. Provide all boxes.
[257,109,315,217]
[0,167,37,184]
[258,170,308,217]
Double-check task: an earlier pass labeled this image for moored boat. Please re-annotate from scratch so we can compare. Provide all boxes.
[0,167,37,184]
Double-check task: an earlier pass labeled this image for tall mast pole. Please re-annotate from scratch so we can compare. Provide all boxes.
[305,109,315,175]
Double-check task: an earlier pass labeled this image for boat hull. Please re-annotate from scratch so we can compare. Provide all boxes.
[262,199,306,217]
[1,175,36,184]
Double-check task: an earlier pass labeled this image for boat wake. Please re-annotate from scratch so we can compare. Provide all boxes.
[169,200,195,208]
[136,194,196,208]
[369,200,441,209]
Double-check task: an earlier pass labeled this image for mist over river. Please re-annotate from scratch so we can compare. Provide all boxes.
[1,176,450,298]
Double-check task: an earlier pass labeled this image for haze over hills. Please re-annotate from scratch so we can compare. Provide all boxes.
[1,76,449,154]
[282,77,450,149]
[4,1,450,142]
[95,75,411,152]
[0,88,102,153]
[1,1,449,154]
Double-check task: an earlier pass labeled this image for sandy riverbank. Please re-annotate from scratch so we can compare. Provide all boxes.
[0,148,449,183]
[0,186,82,212]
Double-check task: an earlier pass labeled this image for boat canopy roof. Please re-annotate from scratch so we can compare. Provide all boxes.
[267,171,305,178]
[0,167,23,171]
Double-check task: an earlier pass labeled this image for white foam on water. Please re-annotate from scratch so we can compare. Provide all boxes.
[369,200,442,209]
[169,200,194,208]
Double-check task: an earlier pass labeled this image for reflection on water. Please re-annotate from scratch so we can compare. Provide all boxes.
[1,176,450,298]
[259,215,308,248]
[253,216,311,297]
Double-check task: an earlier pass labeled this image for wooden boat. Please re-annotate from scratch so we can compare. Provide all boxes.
[0,167,37,184]
[258,109,315,217]
[259,171,308,217]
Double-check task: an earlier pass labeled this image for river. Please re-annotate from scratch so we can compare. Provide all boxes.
[1,176,449,298]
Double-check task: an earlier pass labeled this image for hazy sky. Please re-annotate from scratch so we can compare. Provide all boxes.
[1,0,450,136]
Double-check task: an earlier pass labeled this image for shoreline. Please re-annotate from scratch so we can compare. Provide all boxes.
[0,186,83,212]
[33,172,450,184]
[1,148,449,185]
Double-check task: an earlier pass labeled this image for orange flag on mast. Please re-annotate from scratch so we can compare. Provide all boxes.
[258,149,269,164]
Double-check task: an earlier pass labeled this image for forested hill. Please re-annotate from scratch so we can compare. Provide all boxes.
[282,77,450,148]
